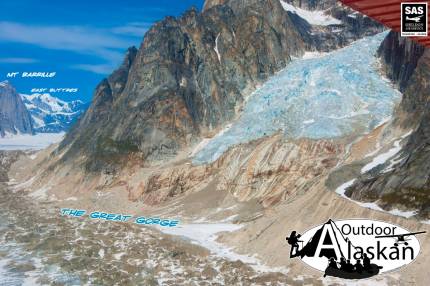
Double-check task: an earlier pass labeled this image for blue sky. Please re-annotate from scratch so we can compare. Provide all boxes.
[0,0,205,102]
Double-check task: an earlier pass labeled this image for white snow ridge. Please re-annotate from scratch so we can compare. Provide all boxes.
[280,1,342,26]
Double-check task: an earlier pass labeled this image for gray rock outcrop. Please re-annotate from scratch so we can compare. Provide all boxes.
[345,31,430,218]
[58,0,382,172]
[0,81,34,137]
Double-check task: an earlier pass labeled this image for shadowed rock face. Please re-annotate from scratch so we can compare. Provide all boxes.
[345,32,430,219]
[0,151,23,182]
[0,82,34,137]
[378,31,426,92]
[59,0,381,172]
[381,32,429,126]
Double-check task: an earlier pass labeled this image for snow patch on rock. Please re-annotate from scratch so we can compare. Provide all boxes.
[361,130,413,173]
[280,1,342,26]
[157,223,288,274]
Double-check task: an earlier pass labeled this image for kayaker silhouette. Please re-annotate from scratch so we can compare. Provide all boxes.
[328,257,338,269]
[363,253,371,270]
[355,259,364,274]
[286,231,303,258]
[324,255,382,279]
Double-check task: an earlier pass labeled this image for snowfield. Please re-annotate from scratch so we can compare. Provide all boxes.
[280,1,342,26]
[335,178,418,219]
[361,130,413,173]
[156,223,289,274]
[0,133,64,150]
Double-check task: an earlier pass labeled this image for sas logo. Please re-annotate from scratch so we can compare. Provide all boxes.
[286,219,426,280]
[401,2,428,36]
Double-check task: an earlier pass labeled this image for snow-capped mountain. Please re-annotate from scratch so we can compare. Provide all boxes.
[20,93,88,133]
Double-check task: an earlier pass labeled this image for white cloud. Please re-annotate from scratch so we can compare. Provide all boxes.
[0,57,39,63]
[0,21,146,75]
[72,63,118,75]
[0,21,127,50]
[112,22,151,37]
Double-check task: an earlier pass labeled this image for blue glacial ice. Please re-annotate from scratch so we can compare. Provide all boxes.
[193,32,401,164]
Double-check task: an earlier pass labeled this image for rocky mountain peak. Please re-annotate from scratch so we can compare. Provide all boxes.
[0,82,34,137]
[0,80,14,92]
[203,0,227,11]
[108,46,137,98]
[0,80,10,87]
[58,0,382,173]
[204,0,339,12]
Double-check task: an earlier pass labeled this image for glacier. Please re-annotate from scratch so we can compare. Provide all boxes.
[193,32,401,164]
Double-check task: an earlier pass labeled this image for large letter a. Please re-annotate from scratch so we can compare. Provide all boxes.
[314,225,342,259]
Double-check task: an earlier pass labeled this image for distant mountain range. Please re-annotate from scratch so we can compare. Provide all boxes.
[0,81,88,137]
[20,93,88,133]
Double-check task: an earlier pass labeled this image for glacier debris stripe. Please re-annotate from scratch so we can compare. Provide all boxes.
[193,32,401,164]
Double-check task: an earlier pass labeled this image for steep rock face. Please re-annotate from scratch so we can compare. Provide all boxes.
[344,32,430,219]
[203,0,227,10]
[60,0,381,172]
[378,31,426,92]
[379,33,430,129]
[0,151,23,182]
[0,81,34,137]
[60,0,309,171]
[61,47,138,170]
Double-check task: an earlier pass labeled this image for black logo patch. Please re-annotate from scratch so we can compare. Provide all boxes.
[401,2,428,36]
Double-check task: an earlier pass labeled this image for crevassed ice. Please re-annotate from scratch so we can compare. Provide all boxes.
[193,32,401,164]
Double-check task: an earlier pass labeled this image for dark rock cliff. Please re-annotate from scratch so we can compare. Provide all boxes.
[0,81,34,137]
[205,0,337,11]
[345,31,430,219]
[378,31,426,92]
[0,151,23,182]
[59,0,381,172]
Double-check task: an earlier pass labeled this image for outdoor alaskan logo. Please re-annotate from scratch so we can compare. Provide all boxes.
[401,2,428,36]
[286,219,426,280]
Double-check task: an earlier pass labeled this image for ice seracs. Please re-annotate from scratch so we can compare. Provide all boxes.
[193,33,401,164]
